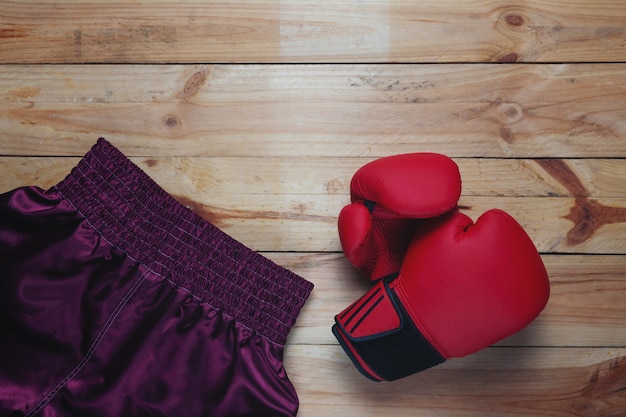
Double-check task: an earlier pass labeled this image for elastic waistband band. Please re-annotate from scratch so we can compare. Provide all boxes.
[55,138,313,346]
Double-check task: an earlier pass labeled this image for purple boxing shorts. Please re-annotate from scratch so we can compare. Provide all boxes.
[0,138,314,417]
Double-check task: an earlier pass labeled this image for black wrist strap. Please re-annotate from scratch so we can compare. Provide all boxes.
[333,277,445,381]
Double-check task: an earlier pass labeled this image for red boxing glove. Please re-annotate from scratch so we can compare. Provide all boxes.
[333,209,550,381]
[338,153,461,281]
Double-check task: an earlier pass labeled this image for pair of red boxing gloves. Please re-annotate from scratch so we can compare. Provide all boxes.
[332,153,550,381]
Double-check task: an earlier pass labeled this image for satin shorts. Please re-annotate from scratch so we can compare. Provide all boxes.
[0,138,313,417]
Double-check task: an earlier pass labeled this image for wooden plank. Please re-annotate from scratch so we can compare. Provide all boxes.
[284,345,626,416]
[2,64,626,157]
[2,1,626,63]
[4,64,626,106]
[3,156,626,198]
[2,156,626,253]
[272,253,626,348]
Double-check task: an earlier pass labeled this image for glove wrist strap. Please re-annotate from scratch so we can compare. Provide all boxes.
[333,277,445,381]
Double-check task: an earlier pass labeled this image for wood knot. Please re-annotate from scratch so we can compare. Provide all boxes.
[179,66,210,100]
[164,115,180,128]
[505,14,525,26]
[144,159,159,167]
[496,8,530,33]
[495,102,523,124]
[499,52,519,63]
[499,126,515,144]
[500,102,523,122]
[565,197,626,246]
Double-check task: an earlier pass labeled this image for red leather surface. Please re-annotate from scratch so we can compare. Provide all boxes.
[393,210,550,358]
[338,153,461,280]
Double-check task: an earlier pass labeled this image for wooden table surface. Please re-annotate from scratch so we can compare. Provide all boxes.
[2,1,626,415]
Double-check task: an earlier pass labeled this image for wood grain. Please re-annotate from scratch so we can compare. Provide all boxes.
[3,156,626,198]
[2,156,626,253]
[285,346,626,416]
[2,64,626,157]
[2,1,626,63]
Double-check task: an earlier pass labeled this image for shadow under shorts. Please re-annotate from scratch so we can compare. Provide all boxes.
[0,138,314,417]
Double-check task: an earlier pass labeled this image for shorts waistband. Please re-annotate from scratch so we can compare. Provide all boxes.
[55,138,313,346]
